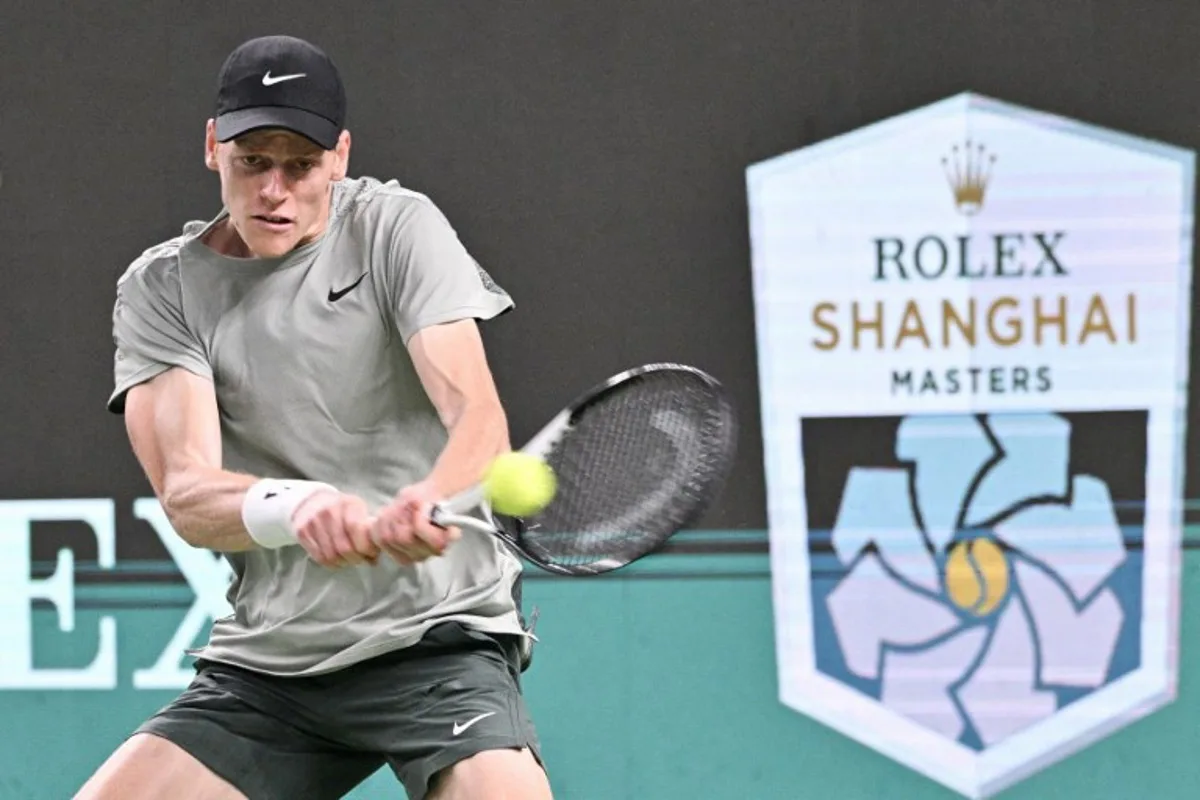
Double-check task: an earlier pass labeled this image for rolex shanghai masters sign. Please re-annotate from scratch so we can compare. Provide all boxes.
[746,93,1195,798]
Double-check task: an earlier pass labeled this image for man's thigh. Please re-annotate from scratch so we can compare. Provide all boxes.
[78,663,384,800]
[428,748,553,800]
[74,733,246,800]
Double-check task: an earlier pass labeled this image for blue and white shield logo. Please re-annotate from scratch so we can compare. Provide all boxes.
[747,93,1194,798]
[813,412,1141,748]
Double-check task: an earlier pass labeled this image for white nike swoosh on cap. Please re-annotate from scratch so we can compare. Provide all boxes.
[262,71,306,86]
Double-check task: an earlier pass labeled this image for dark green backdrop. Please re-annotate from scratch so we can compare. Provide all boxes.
[1,2,1197,798]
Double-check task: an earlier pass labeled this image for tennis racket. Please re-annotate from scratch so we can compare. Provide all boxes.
[429,362,738,576]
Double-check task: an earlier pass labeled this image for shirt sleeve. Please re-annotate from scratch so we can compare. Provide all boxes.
[382,197,515,343]
[107,254,212,413]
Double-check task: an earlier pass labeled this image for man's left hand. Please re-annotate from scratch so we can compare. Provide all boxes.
[371,481,462,565]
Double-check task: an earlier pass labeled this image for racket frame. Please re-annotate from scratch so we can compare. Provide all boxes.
[427,362,734,575]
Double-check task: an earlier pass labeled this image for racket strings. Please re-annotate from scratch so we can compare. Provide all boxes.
[518,369,736,571]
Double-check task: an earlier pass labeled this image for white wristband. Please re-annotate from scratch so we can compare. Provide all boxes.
[241,479,338,549]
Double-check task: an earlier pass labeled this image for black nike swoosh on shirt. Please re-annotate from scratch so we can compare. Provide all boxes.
[328,272,368,302]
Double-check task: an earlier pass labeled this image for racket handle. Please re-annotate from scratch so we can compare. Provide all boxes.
[437,485,487,516]
[428,504,450,529]
[428,507,499,537]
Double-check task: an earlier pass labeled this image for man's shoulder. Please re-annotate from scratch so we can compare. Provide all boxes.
[332,176,448,232]
[116,221,205,296]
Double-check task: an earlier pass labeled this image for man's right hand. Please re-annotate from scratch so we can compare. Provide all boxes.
[290,491,381,567]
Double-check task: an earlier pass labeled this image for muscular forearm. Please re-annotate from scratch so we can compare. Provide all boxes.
[426,400,510,499]
[161,466,263,552]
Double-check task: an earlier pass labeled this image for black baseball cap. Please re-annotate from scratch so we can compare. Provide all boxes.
[214,35,346,150]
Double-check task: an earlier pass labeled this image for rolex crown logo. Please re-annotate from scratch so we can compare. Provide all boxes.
[941,140,997,216]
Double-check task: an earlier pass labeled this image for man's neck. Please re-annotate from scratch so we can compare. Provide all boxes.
[199,214,330,259]
[200,218,253,258]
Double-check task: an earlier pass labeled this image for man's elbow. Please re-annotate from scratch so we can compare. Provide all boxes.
[159,477,207,548]
[161,502,205,549]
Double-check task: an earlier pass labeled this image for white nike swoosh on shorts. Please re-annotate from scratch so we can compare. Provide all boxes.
[452,711,497,736]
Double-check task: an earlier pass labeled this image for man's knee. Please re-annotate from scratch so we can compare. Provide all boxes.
[429,747,552,800]
[74,733,246,800]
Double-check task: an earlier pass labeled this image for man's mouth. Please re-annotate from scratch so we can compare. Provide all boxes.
[253,214,293,227]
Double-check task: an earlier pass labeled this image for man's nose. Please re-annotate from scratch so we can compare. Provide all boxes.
[260,169,288,203]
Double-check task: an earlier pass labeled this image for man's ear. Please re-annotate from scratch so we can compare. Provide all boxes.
[331,129,352,181]
[204,120,220,172]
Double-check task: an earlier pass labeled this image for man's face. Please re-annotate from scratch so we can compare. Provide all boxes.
[204,122,350,258]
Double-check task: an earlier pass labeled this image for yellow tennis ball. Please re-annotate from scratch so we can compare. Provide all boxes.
[483,452,557,517]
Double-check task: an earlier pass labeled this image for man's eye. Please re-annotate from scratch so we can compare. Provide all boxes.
[241,156,265,168]
[294,161,317,172]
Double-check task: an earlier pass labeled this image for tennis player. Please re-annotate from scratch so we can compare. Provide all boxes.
[75,35,552,800]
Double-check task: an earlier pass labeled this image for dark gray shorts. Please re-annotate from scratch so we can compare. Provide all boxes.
[135,623,543,800]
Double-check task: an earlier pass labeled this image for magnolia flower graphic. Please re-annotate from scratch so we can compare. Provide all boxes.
[823,412,1131,748]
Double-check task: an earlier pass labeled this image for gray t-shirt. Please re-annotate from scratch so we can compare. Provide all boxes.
[108,176,527,676]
